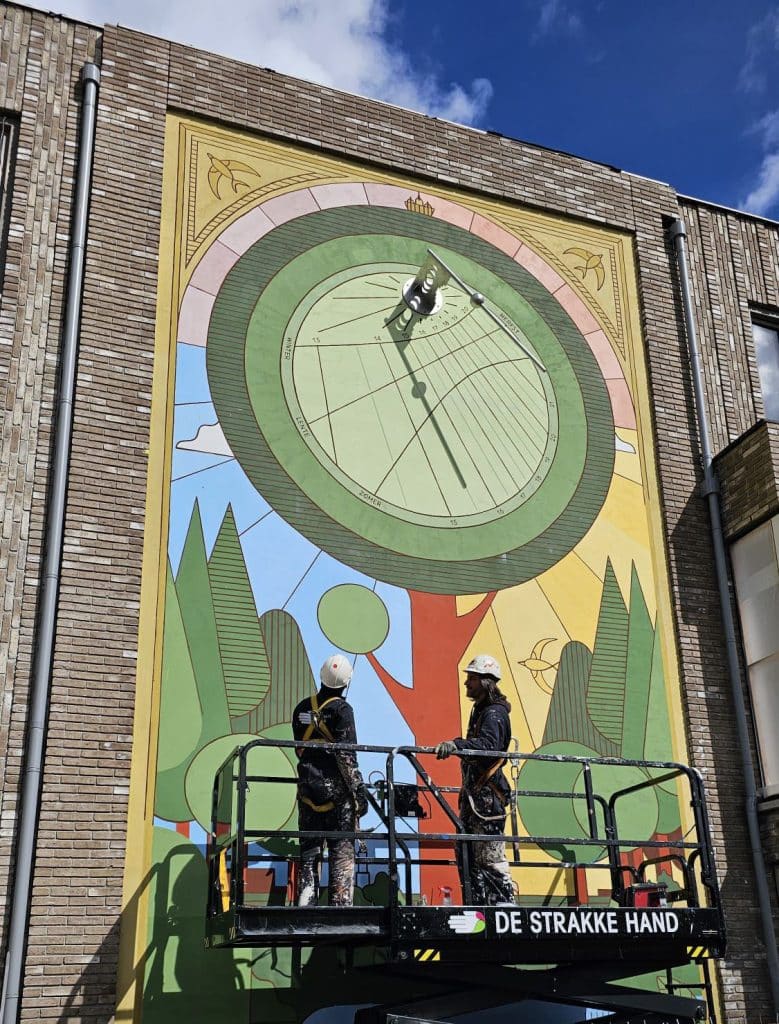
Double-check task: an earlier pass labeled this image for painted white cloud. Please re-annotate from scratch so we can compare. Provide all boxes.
[29,0,492,125]
[177,422,233,457]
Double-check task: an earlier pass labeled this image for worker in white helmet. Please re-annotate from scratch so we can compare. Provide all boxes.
[435,654,515,905]
[292,653,368,906]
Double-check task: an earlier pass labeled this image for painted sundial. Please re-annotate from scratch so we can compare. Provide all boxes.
[205,191,615,593]
[283,256,558,525]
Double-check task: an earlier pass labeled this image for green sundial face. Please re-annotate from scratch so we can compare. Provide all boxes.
[207,205,614,593]
[282,260,558,528]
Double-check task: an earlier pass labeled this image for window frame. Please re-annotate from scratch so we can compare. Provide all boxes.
[730,516,779,797]
[751,310,779,423]
[0,113,19,302]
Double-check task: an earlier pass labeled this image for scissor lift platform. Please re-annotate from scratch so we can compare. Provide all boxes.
[207,901,723,964]
[205,739,725,1019]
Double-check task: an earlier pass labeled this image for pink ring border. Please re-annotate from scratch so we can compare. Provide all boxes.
[176,183,635,430]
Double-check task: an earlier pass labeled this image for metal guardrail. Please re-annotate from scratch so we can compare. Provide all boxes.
[206,738,725,938]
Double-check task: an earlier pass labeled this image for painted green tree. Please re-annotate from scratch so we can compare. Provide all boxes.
[585,558,629,747]
[208,504,272,721]
[542,561,673,767]
[176,502,230,736]
[519,560,680,858]
[155,562,206,821]
[147,506,325,1020]
[155,503,315,823]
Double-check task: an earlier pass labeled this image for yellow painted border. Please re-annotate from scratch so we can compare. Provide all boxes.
[116,115,183,1022]
[619,243,688,767]
[620,239,723,1020]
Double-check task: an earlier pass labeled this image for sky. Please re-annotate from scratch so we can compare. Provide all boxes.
[23,0,779,218]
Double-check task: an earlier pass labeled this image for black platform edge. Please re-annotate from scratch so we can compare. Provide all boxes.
[206,903,724,962]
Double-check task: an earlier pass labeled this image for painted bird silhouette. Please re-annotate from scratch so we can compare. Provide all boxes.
[563,247,605,289]
[518,637,559,694]
[207,152,260,199]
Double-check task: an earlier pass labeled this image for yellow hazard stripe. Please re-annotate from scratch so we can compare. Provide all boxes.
[413,949,441,962]
[687,945,710,960]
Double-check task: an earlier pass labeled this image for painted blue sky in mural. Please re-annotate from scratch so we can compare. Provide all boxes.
[171,340,414,765]
[21,0,779,220]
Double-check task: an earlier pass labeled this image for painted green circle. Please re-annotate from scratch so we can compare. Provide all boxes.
[517,742,660,864]
[654,780,682,835]
[516,742,607,863]
[184,733,296,833]
[249,236,580,557]
[572,761,659,852]
[207,205,614,593]
[318,584,390,653]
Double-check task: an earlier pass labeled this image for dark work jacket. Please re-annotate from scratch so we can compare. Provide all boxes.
[453,698,511,806]
[292,687,363,808]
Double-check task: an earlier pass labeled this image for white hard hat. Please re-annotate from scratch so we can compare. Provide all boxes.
[320,653,353,689]
[465,654,501,681]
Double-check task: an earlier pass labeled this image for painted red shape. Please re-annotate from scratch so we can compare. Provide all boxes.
[368,589,497,903]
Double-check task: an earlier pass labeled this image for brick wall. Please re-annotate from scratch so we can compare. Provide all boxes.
[760,797,779,913]
[679,204,779,1021]
[0,3,102,1011]
[679,198,779,451]
[3,7,779,1021]
[716,421,779,539]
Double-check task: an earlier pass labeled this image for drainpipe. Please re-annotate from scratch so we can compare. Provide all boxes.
[0,62,100,1024]
[669,217,779,1014]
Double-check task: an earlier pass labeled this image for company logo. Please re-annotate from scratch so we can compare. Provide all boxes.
[448,910,486,935]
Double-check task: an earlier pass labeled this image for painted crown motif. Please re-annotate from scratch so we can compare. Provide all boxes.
[404,192,435,216]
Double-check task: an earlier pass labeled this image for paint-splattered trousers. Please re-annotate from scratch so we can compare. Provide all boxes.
[297,797,356,907]
[458,791,515,906]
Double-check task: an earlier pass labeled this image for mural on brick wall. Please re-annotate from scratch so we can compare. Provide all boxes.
[124,116,706,1022]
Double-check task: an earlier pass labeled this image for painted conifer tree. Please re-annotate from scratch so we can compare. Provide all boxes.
[206,503,271,723]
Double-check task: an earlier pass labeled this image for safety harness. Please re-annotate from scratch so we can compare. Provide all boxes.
[464,702,510,821]
[297,691,342,813]
[475,756,509,799]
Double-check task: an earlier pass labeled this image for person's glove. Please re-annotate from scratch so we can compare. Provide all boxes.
[355,784,369,817]
[435,740,457,759]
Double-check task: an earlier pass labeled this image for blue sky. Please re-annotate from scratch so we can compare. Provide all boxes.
[30,0,779,216]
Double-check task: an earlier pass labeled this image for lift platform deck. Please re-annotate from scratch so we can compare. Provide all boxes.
[205,739,725,973]
[208,901,721,967]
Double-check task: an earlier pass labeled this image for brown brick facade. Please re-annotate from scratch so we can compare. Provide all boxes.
[0,4,103,1016]
[715,421,779,540]
[2,5,779,1021]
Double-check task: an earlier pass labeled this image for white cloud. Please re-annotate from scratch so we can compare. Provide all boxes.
[742,152,779,217]
[739,8,779,93]
[750,109,779,149]
[29,0,492,125]
[177,423,233,456]
[740,9,779,216]
[532,0,583,38]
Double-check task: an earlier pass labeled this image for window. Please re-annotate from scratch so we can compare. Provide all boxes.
[731,517,779,796]
[0,114,18,299]
[753,319,779,421]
